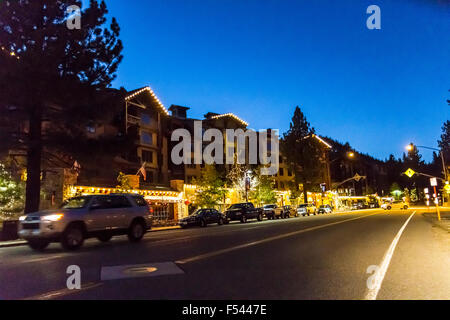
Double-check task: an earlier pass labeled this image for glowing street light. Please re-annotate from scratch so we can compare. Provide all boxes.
[405,143,447,181]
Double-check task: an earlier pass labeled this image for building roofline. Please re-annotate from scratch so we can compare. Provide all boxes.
[125,86,169,115]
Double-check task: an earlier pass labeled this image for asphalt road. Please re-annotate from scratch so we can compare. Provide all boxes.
[0,208,448,300]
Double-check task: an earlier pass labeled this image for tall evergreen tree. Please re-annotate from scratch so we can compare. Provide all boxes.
[0,1,123,213]
[438,120,450,165]
[281,106,323,203]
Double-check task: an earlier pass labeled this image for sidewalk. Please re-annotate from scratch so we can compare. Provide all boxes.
[420,208,450,233]
[0,225,181,249]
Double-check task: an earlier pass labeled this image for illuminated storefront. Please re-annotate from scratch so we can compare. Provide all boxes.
[66,185,185,222]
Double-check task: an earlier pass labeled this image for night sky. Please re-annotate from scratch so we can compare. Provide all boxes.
[86,0,450,162]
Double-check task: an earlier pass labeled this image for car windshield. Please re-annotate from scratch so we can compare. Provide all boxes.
[299,204,307,207]
[228,204,246,210]
[190,209,203,216]
[60,196,92,209]
[264,205,275,208]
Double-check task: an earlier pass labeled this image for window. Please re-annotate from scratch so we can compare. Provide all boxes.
[280,182,285,189]
[142,150,153,163]
[110,196,132,208]
[132,195,148,207]
[141,113,151,126]
[279,168,284,176]
[91,196,113,209]
[288,169,293,176]
[145,171,154,183]
[141,132,153,145]
[61,196,92,209]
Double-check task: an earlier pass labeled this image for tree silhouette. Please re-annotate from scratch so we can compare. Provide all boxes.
[281,106,323,203]
[0,1,123,213]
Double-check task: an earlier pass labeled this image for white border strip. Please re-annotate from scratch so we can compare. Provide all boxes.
[364,211,416,300]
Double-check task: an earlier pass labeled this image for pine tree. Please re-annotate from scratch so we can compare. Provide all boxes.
[0,1,123,213]
[438,120,450,163]
[281,106,323,203]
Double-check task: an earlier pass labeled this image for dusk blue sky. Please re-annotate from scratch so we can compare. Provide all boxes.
[88,0,449,162]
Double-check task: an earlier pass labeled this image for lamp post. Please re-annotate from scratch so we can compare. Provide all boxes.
[329,151,355,195]
[406,143,448,206]
[406,144,447,181]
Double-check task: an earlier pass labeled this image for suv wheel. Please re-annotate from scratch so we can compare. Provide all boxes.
[97,234,112,242]
[61,225,84,250]
[241,215,247,223]
[200,219,207,227]
[128,220,145,242]
[218,218,224,225]
[27,240,49,251]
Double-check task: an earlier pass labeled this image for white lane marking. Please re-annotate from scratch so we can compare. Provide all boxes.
[176,212,380,264]
[22,255,66,264]
[101,262,184,281]
[364,211,416,300]
[23,282,102,300]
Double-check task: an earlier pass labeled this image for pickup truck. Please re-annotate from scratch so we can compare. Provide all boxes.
[224,202,264,223]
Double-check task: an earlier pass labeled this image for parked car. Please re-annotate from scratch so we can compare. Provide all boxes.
[284,205,299,217]
[224,202,263,223]
[318,204,332,214]
[179,208,225,228]
[18,194,153,251]
[297,204,308,216]
[275,205,298,218]
[298,203,317,216]
[263,204,278,220]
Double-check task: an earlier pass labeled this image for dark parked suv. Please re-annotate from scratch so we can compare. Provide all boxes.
[18,194,153,251]
[179,208,225,228]
[224,203,263,223]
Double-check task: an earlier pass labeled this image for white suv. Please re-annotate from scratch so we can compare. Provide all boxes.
[18,194,153,251]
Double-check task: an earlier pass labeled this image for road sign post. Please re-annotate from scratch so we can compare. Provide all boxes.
[430,178,441,221]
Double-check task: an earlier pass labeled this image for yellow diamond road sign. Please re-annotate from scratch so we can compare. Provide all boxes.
[405,168,416,178]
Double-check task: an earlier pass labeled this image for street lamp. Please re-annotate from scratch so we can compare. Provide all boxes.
[329,151,356,195]
[405,143,448,181]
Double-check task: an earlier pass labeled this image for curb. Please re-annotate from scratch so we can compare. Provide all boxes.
[421,211,450,233]
[0,225,182,249]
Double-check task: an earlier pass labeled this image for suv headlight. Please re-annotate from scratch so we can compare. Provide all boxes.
[42,213,64,221]
[19,215,27,221]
